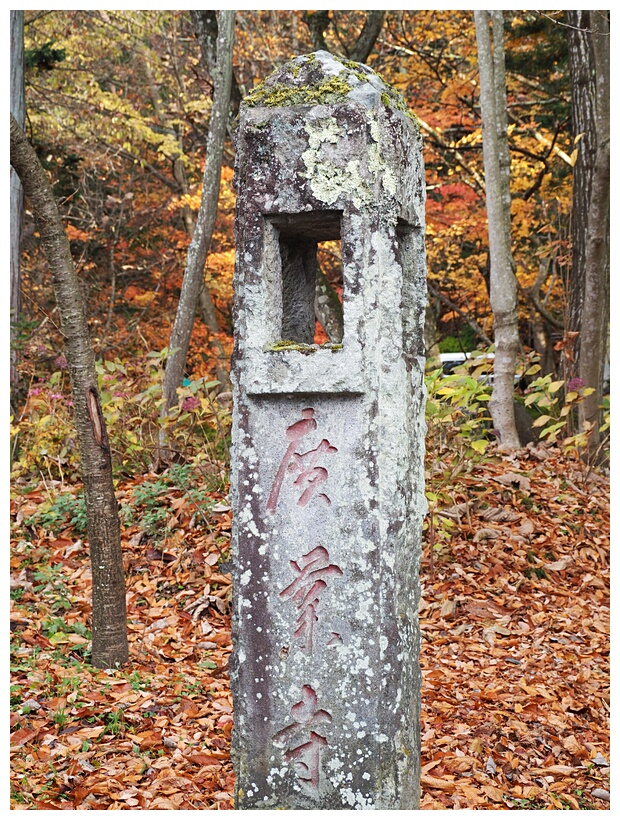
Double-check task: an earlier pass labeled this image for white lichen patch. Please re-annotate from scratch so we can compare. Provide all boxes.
[301,117,373,208]
[306,116,341,149]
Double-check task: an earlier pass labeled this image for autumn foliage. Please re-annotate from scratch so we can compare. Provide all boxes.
[10,10,608,810]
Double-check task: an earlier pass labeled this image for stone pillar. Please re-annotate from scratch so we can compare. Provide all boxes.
[230,51,427,810]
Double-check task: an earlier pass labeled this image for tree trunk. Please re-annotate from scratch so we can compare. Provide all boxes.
[576,11,610,450]
[474,10,521,448]
[314,266,343,343]
[199,286,232,388]
[162,10,235,411]
[11,11,25,384]
[565,11,597,381]
[142,43,230,389]
[10,114,128,670]
[190,10,243,120]
[302,10,385,63]
[348,11,386,63]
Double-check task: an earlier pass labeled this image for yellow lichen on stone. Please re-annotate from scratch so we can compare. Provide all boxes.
[264,340,318,354]
[244,73,352,109]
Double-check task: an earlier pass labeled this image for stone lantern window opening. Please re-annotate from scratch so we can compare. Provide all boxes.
[268,210,343,346]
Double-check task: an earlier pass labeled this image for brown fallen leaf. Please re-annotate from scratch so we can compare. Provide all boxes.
[495,472,531,492]
[10,727,38,747]
[188,752,227,766]
[545,555,572,571]
[421,774,456,792]
[561,734,588,757]
[480,506,519,523]
[440,598,457,617]
[444,755,478,772]
[473,527,502,542]
[532,765,575,775]
[482,626,497,647]
[519,518,536,537]
[482,784,506,803]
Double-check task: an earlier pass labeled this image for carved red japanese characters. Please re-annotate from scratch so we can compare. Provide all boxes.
[280,546,343,655]
[267,408,338,513]
[273,685,332,791]
[267,409,341,792]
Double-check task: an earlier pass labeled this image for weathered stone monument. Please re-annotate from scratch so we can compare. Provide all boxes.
[230,51,427,809]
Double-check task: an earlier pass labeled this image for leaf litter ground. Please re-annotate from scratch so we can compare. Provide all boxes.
[10,445,609,809]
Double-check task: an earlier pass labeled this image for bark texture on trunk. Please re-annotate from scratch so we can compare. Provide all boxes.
[11,11,25,382]
[162,10,235,410]
[302,10,385,63]
[142,41,231,390]
[565,11,597,377]
[190,9,242,119]
[474,10,521,448]
[575,11,610,448]
[314,266,344,343]
[11,114,128,669]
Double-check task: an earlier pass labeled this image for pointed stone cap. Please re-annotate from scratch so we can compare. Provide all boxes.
[243,50,416,122]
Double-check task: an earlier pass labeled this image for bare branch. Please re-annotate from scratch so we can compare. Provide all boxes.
[302,10,330,51]
[416,116,486,194]
[426,280,492,346]
[528,256,564,329]
[349,11,385,63]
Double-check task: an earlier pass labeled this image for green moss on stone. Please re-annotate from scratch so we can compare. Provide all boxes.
[264,340,318,354]
[242,51,420,130]
[245,73,353,109]
[263,340,343,353]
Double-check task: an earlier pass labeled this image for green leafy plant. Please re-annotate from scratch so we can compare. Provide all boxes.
[11,348,232,485]
[96,351,231,474]
[128,670,149,691]
[522,360,610,468]
[11,371,79,480]
[104,708,127,736]
[52,708,68,729]
[424,352,493,562]
[41,617,91,647]
[25,492,87,535]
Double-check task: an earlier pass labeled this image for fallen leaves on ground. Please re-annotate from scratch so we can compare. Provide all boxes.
[10,446,609,809]
[419,443,610,810]
[10,474,234,809]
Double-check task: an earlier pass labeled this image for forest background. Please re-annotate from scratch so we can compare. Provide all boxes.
[9,8,610,810]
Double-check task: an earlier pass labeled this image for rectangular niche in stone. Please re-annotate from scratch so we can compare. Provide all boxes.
[270,210,342,346]
[230,50,428,810]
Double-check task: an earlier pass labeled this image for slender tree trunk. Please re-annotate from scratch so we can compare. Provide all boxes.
[11,11,25,384]
[314,266,343,343]
[474,10,521,448]
[162,10,235,411]
[348,11,386,62]
[576,11,610,450]
[142,44,229,388]
[11,114,128,669]
[565,11,597,381]
[190,9,243,120]
[198,287,231,388]
[302,10,385,63]
[491,11,512,267]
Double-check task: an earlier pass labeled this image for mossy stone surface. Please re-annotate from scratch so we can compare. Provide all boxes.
[231,49,426,811]
[243,50,416,125]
